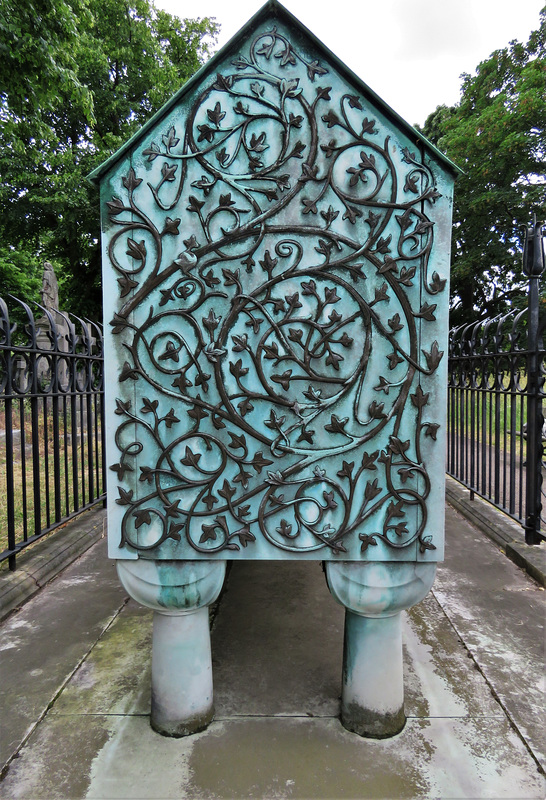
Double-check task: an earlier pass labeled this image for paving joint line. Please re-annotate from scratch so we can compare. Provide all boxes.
[430,587,545,776]
[0,595,130,784]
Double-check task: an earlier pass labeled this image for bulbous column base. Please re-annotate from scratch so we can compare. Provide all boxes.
[117,559,226,737]
[325,561,436,739]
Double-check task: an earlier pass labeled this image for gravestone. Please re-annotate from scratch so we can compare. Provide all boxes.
[91,0,458,738]
[36,262,70,390]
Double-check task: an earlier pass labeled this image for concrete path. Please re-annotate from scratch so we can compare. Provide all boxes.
[0,505,544,799]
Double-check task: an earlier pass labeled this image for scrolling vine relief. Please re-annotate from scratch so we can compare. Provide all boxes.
[103,21,449,559]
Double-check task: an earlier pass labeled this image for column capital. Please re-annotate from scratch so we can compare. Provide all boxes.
[117,559,226,615]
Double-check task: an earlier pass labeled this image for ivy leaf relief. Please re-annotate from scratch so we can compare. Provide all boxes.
[122,168,142,192]
[234,527,255,548]
[218,480,236,502]
[207,102,226,126]
[233,467,252,489]
[212,73,233,92]
[277,519,294,538]
[249,132,268,152]
[424,423,440,440]
[266,470,286,486]
[115,399,131,416]
[297,428,315,444]
[143,143,160,161]
[411,385,430,409]
[118,275,138,298]
[422,340,444,371]
[303,386,322,403]
[322,109,341,128]
[404,174,419,193]
[337,461,354,479]
[162,217,180,236]
[323,490,338,509]
[361,117,377,134]
[251,452,274,473]
[264,410,286,430]
[139,466,154,483]
[228,431,246,450]
[180,447,201,467]
[374,376,390,394]
[307,61,328,81]
[197,124,216,143]
[364,478,382,502]
[371,283,389,305]
[399,266,416,286]
[116,487,134,506]
[388,314,403,332]
[361,450,379,470]
[126,238,146,261]
[110,462,133,480]
[187,195,205,213]
[430,271,447,293]
[368,401,386,420]
[141,398,159,414]
[360,533,378,551]
[167,522,183,542]
[271,369,293,391]
[324,414,349,435]
[162,126,180,150]
[238,397,254,417]
[161,162,177,181]
[200,523,218,544]
[120,362,139,382]
[106,197,125,215]
[388,437,410,456]
[315,86,331,101]
[133,509,152,529]
[419,535,437,553]
[203,309,221,333]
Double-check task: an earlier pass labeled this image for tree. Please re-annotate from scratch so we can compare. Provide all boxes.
[0,0,218,319]
[421,8,546,325]
[0,0,94,121]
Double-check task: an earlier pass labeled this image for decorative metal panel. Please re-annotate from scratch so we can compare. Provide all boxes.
[100,9,454,561]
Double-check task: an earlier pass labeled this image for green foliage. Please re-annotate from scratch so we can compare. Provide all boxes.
[421,8,546,325]
[0,0,218,319]
[0,0,94,122]
[0,247,43,302]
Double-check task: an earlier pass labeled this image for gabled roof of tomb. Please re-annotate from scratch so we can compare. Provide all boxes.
[88,0,460,184]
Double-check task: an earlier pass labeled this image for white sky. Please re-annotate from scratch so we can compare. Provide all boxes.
[155,0,544,126]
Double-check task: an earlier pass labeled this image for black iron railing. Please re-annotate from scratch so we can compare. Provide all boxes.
[0,297,106,570]
[447,222,545,545]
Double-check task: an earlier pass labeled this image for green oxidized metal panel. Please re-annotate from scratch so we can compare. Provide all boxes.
[100,8,454,561]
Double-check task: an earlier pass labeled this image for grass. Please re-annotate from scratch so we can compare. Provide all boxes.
[0,395,104,559]
[448,372,538,459]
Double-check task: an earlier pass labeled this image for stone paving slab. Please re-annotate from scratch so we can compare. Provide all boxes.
[0,537,127,768]
[435,505,546,769]
[2,556,544,799]
[445,477,546,588]
[0,506,107,622]
[50,601,152,717]
[2,704,543,799]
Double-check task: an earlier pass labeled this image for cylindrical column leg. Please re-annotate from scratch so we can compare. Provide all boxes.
[151,607,214,737]
[116,559,226,737]
[342,610,405,737]
[325,561,436,738]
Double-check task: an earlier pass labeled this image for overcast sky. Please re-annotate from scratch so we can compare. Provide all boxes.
[155,0,544,126]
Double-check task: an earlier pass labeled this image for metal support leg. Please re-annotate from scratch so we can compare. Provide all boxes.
[325,561,436,738]
[117,559,226,737]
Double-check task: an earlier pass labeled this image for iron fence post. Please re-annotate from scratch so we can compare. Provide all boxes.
[523,219,545,545]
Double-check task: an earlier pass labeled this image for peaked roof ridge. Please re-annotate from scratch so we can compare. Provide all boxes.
[89,0,460,183]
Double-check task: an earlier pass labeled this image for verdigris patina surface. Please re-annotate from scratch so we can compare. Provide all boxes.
[91,0,457,740]
[94,3,455,562]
